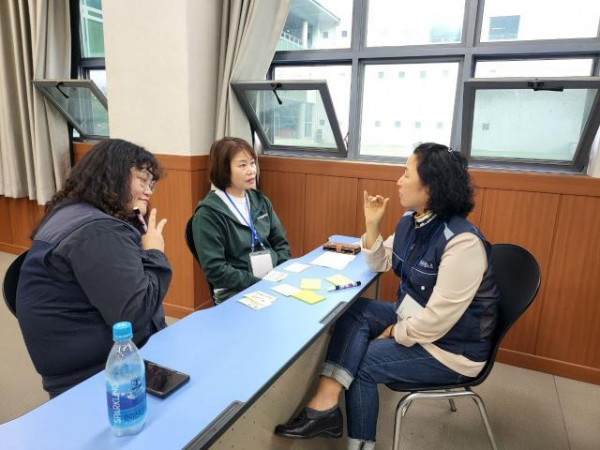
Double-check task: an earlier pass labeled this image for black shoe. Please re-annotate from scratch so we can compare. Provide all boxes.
[274,406,343,439]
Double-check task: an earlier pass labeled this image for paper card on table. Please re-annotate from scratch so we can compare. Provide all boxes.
[310,252,356,270]
[284,262,310,273]
[292,290,326,304]
[262,270,288,282]
[245,290,277,303]
[271,283,300,297]
[326,274,354,286]
[300,278,321,290]
[238,297,270,310]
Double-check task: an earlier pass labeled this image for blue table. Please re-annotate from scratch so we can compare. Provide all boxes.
[0,236,379,449]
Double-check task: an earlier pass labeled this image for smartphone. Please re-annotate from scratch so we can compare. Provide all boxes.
[144,360,190,399]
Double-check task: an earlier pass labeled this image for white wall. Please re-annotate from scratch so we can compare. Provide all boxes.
[102,0,220,156]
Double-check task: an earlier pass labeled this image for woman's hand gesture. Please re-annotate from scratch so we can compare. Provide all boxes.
[364,190,389,227]
[142,209,168,252]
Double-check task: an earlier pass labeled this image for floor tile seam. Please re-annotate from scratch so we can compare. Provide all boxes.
[553,375,572,450]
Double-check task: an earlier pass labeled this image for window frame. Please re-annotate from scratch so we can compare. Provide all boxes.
[231,80,348,157]
[32,79,109,139]
[268,0,600,172]
[462,77,600,172]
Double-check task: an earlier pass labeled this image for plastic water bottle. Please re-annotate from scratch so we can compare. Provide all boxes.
[106,321,147,436]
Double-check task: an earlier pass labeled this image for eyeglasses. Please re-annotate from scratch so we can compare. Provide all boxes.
[134,169,156,191]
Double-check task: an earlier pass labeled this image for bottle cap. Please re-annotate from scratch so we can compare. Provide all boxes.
[112,321,133,342]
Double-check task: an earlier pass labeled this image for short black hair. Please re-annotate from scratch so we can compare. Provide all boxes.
[413,142,474,221]
[209,137,257,191]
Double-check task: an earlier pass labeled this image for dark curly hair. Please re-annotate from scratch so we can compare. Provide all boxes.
[32,139,163,237]
[413,142,474,221]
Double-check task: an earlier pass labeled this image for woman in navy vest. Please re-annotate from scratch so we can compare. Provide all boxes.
[16,139,172,398]
[276,143,500,449]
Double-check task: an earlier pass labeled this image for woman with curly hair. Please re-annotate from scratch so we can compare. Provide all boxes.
[275,143,500,450]
[16,139,172,398]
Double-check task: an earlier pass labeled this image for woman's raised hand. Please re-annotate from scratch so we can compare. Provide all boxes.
[364,190,389,227]
[142,209,168,252]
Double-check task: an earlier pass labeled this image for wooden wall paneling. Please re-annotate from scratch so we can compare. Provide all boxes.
[259,171,306,257]
[303,175,359,251]
[536,196,600,368]
[478,189,560,354]
[151,168,200,317]
[7,198,36,249]
[468,188,484,228]
[190,170,212,311]
[356,179,406,302]
[0,196,12,246]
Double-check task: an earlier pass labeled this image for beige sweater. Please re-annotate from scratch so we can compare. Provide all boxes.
[361,232,487,377]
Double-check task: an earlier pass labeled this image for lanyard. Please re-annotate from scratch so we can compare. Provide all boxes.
[224,192,265,251]
[400,223,444,283]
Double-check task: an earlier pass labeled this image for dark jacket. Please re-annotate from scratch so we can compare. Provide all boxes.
[192,189,290,303]
[16,202,172,396]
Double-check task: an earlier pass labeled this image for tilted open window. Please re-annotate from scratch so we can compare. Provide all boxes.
[32,79,109,139]
[462,77,600,172]
[232,80,347,156]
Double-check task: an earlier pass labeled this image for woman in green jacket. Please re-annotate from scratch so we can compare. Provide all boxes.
[192,137,291,304]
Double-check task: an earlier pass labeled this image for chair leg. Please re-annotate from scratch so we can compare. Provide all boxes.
[393,393,415,450]
[466,388,498,450]
[448,399,457,412]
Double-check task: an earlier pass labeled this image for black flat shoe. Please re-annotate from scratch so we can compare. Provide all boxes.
[274,406,343,439]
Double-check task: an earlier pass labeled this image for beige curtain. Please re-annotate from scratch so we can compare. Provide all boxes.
[215,0,291,141]
[0,0,71,205]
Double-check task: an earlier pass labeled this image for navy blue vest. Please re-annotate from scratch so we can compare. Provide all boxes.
[16,203,156,396]
[392,212,499,362]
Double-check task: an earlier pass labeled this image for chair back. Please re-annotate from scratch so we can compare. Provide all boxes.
[387,243,540,392]
[471,243,541,385]
[184,216,216,304]
[185,217,200,263]
[3,251,29,317]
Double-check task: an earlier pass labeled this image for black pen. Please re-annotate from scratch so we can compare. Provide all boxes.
[327,281,362,292]
[133,207,148,233]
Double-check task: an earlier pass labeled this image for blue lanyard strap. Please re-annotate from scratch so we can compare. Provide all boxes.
[224,192,265,251]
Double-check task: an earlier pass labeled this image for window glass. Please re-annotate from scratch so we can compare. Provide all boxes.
[481,0,600,42]
[240,87,341,150]
[34,81,109,137]
[367,0,465,47]
[89,69,107,96]
[277,0,353,51]
[360,62,459,157]
[475,59,594,78]
[471,88,597,161]
[274,65,351,139]
[80,0,105,58]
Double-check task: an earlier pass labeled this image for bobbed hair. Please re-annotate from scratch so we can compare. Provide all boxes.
[209,137,257,191]
[413,142,474,221]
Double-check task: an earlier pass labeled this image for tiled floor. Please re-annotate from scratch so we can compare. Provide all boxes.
[1,251,599,449]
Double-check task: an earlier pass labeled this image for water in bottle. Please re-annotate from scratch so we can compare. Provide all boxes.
[106,321,147,436]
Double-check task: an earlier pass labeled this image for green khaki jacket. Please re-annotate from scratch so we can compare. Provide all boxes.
[192,189,291,303]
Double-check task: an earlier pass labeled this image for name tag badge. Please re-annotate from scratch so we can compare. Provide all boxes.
[396,293,425,320]
[249,250,273,278]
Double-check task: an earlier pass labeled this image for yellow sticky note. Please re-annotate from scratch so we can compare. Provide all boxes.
[326,274,354,286]
[292,290,326,304]
[300,278,321,290]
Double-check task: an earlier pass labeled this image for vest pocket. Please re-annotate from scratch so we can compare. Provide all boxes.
[408,267,437,299]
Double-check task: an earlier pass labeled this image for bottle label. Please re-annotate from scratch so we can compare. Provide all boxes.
[106,375,147,428]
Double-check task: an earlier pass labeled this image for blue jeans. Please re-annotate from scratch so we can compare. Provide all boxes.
[321,298,471,442]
